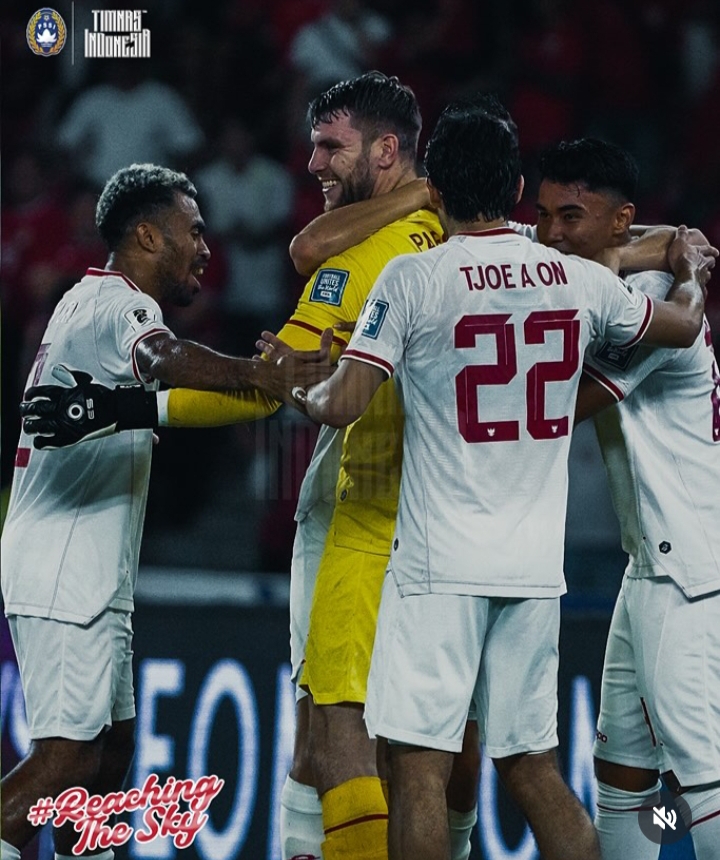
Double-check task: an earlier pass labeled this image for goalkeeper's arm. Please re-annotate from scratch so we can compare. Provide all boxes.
[21,374,283,449]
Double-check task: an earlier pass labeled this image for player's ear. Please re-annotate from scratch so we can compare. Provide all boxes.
[135,221,161,253]
[614,202,636,235]
[375,133,400,168]
[515,175,525,205]
[426,178,444,211]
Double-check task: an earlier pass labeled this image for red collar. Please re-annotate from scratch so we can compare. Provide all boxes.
[455,227,517,238]
[86,268,140,291]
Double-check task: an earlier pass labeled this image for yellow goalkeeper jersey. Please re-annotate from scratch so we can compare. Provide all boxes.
[166,208,443,549]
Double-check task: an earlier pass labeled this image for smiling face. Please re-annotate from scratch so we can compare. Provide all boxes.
[308,111,378,211]
[155,193,210,306]
[536,180,634,260]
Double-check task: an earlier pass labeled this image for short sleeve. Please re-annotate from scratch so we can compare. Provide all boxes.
[588,263,654,348]
[583,340,673,402]
[342,255,421,377]
[583,269,676,401]
[281,245,390,354]
[100,285,171,383]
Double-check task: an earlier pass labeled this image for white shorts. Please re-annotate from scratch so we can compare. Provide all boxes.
[594,576,720,787]
[289,500,334,697]
[365,572,559,756]
[8,609,135,741]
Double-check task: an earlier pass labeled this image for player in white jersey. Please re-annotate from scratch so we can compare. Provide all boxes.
[0,164,330,860]
[535,138,720,860]
[292,97,712,860]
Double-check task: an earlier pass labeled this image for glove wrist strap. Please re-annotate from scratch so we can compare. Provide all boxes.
[114,386,159,430]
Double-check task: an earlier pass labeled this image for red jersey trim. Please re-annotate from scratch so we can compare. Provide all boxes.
[456,228,518,238]
[640,697,658,747]
[342,349,394,377]
[582,365,624,403]
[324,813,389,835]
[622,294,653,347]
[286,319,348,348]
[131,327,169,382]
[86,268,141,292]
[15,447,31,468]
[690,808,720,829]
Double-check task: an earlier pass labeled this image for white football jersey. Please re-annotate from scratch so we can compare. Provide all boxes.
[294,423,343,521]
[343,228,653,598]
[584,270,720,598]
[2,270,170,623]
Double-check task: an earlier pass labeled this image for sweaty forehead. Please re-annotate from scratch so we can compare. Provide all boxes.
[537,180,614,213]
[174,192,200,220]
[161,193,203,231]
[311,112,364,146]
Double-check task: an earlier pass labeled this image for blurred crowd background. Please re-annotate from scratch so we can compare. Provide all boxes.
[3,0,720,587]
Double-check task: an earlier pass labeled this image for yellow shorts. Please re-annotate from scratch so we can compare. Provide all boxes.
[300,528,389,705]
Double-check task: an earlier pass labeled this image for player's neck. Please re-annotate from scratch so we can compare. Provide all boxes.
[613,230,633,248]
[445,216,507,238]
[105,253,158,299]
[374,162,418,198]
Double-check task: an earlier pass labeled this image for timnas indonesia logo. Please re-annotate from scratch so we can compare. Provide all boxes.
[26,8,151,58]
[26,8,67,56]
[85,10,151,58]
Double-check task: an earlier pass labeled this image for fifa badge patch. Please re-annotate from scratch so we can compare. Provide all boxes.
[27,8,67,56]
[361,300,389,340]
[124,307,157,332]
[309,269,349,306]
[594,341,638,371]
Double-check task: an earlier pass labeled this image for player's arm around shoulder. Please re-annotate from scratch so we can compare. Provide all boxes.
[290,179,432,276]
[624,224,716,272]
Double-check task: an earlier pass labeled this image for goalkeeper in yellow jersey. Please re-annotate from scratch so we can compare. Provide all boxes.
[21,73,480,860]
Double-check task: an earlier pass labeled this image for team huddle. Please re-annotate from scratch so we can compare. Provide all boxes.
[2,72,720,860]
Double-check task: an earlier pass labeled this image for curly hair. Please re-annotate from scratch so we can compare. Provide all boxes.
[95,163,197,251]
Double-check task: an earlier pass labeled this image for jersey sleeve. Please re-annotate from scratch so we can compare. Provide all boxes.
[100,284,171,383]
[164,387,280,426]
[583,341,673,402]
[587,263,654,348]
[341,255,422,377]
[281,245,385,354]
[582,270,676,401]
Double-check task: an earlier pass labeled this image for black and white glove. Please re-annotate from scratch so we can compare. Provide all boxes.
[20,365,159,450]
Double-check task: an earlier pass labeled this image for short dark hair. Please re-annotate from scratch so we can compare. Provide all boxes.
[96,163,197,250]
[308,71,421,160]
[424,94,521,222]
[537,138,639,202]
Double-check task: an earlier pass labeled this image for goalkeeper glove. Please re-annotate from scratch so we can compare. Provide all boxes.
[20,364,159,450]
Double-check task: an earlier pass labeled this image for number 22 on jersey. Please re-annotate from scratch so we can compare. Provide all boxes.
[455,310,580,443]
